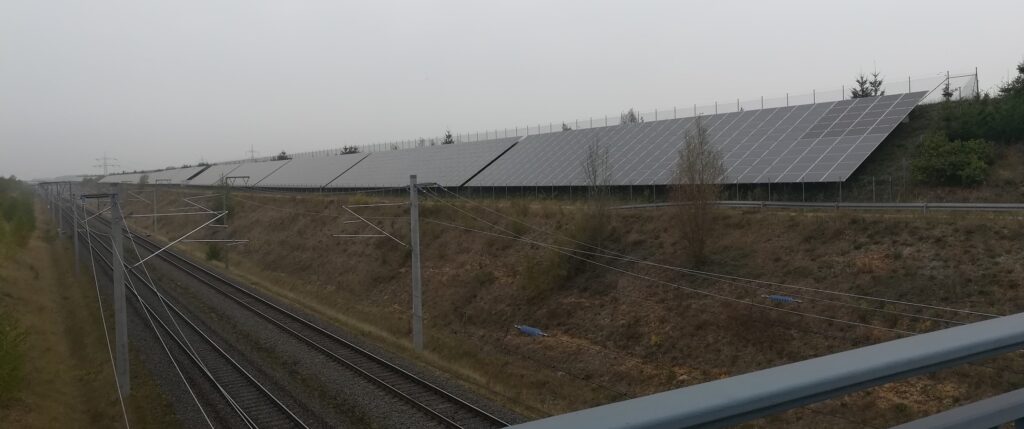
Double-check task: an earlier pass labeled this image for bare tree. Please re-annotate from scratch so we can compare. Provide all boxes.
[673,116,724,266]
[582,137,610,200]
[578,135,612,247]
[441,129,455,144]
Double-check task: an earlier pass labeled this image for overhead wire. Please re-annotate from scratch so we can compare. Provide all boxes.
[79,210,132,429]
[415,194,916,336]
[83,207,214,428]
[431,185,1000,320]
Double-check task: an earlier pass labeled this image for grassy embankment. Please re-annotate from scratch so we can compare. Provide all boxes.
[121,185,1024,428]
[0,178,176,428]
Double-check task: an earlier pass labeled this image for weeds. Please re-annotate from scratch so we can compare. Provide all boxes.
[0,308,26,406]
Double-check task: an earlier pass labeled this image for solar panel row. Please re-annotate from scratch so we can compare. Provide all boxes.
[97,93,925,188]
[468,91,925,186]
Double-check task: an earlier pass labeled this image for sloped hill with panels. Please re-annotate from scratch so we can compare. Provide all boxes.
[469,92,925,186]
[188,163,243,186]
[217,160,291,186]
[148,166,208,184]
[98,173,145,184]
[255,153,368,188]
[326,137,519,188]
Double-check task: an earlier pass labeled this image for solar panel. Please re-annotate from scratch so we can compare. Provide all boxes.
[325,137,519,188]
[148,166,208,184]
[468,92,925,186]
[187,163,242,186]
[98,173,144,184]
[255,154,368,188]
[221,160,291,186]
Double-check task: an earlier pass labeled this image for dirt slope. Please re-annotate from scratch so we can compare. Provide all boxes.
[119,187,1024,427]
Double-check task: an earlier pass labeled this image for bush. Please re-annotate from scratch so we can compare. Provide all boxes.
[0,177,35,253]
[940,94,1024,143]
[205,243,223,262]
[911,132,993,186]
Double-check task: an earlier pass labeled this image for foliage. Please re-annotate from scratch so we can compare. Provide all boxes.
[620,108,639,124]
[205,243,223,262]
[274,151,291,161]
[911,132,993,186]
[851,71,885,98]
[999,59,1024,96]
[442,129,455,145]
[342,146,360,154]
[0,177,36,254]
[673,116,724,267]
[561,122,572,132]
[0,308,26,406]
[941,79,954,101]
[939,93,1024,143]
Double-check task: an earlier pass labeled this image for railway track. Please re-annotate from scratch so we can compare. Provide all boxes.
[73,211,310,429]
[88,210,510,428]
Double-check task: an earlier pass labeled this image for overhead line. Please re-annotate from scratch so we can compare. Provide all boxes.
[431,185,999,319]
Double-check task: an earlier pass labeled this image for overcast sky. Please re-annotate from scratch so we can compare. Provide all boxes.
[2,0,1022,180]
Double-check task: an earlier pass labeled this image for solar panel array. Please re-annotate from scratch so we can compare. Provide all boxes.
[216,160,291,186]
[326,137,519,188]
[148,166,208,184]
[98,173,144,184]
[95,93,924,189]
[255,153,368,188]
[187,163,242,186]
[470,92,924,186]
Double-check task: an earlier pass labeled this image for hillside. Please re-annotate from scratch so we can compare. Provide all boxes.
[117,186,1024,428]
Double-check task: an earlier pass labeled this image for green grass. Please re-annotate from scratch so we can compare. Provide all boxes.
[0,307,26,406]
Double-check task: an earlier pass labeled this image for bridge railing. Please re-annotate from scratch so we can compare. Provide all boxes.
[509,310,1024,429]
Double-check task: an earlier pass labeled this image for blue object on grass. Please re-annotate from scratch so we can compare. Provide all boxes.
[514,324,548,337]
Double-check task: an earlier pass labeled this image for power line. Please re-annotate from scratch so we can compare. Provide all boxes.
[419,217,917,337]
[419,189,960,330]
[94,152,120,175]
[80,210,131,429]
[83,209,214,428]
[430,185,999,320]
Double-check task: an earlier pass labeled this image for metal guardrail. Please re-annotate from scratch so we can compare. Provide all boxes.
[614,200,1024,213]
[509,311,1024,429]
[891,387,1024,429]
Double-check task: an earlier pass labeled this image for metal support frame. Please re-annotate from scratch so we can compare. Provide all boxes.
[409,175,423,352]
[110,187,130,396]
[73,194,80,275]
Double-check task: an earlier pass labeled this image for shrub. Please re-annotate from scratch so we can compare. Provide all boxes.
[205,243,223,262]
[911,132,993,186]
[940,94,1024,143]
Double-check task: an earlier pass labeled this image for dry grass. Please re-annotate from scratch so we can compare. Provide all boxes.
[118,186,1024,426]
[0,202,178,428]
